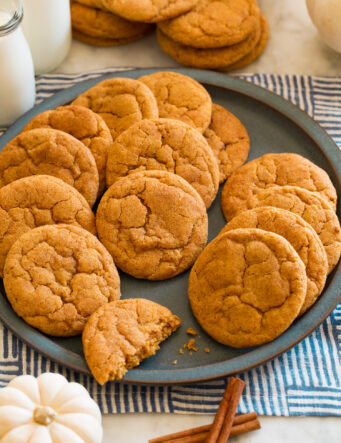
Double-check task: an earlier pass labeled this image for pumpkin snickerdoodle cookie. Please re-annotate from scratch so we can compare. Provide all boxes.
[139,71,212,133]
[188,228,307,348]
[70,1,153,41]
[158,0,260,48]
[83,299,181,384]
[100,0,199,23]
[72,29,149,46]
[96,170,208,280]
[203,103,250,183]
[221,153,337,220]
[106,118,219,209]
[72,77,159,140]
[0,128,99,207]
[220,207,328,314]
[22,105,112,196]
[3,224,121,337]
[0,175,96,277]
[156,25,260,69]
[242,185,341,274]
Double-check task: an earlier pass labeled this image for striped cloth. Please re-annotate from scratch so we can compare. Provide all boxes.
[0,70,340,416]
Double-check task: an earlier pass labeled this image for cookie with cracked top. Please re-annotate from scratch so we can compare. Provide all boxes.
[106,118,219,209]
[221,153,337,221]
[96,170,208,280]
[243,185,341,274]
[0,128,99,207]
[0,175,96,277]
[204,103,250,183]
[22,105,112,196]
[83,299,181,384]
[139,71,212,134]
[3,224,121,336]
[188,228,307,348]
[219,207,328,314]
[158,0,260,48]
[100,0,199,23]
[72,77,159,140]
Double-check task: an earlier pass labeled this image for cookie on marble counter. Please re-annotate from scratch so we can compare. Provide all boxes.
[106,118,219,208]
[83,299,181,384]
[72,77,159,140]
[139,71,212,133]
[4,224,121,337]
[204,103,250,183]
[96,170,208,280]
[188,228,307,348]
[0,128,99,207]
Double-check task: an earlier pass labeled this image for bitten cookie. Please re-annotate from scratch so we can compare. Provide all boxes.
[204,103,250,183]
[22,105,112,196]
[72,77,159,140]
[0,128,99,207]
[221,153,337,220]
[0,175,96,277]
[158,0,260,48]
[106,118,219,209]
[83,299,181,384]
[220,207,328,314]
[139,71,212,133]
[156,25,260,69]
[100,0,199,23]
[96,170,208,280]
[188,228,307,348]
[4,224,121,337]
[243,185,341,274]
[70,1,153,40]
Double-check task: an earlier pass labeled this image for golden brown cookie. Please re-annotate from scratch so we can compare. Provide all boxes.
[0,128,99,207]
[158,0,260,48]
[74,0,107,9]
[221,153,337,220]
[22,105,112,196]
[242,185,341,274]
[0,175,96,277]
[96,170,208,280]
[100,0,199,23]
[221,13,269,71]
[203,103,250,183]
[188,228,307,348]
[156,25,260,69]
[139,71,212,133]
[106,118,219,209]
[72,78,159,140]
[4,224,121,337]
[72,28,149,46]
[220,207,328,314]
[70,1,153,40]
[82,299,181,384]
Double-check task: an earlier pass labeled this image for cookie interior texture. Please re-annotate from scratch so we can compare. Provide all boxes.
[82,299,181,384]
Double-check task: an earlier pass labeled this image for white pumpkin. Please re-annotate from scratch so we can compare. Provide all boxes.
[0,373,102,443]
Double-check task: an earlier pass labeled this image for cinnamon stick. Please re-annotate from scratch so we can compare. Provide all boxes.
[205,377,245,443]
[149,412,258,443]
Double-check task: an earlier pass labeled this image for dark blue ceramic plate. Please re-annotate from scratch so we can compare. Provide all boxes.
[0,68,340,384]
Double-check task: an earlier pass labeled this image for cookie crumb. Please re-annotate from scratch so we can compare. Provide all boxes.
[187,338,198,352]
[204,347,210,353]
[186,327,197,336]
[172,360,178,365]
[189,351,193,356]
[179,348,184,354]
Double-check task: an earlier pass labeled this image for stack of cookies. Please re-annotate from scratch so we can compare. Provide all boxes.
[70,0,269,71]
[188,152,341,349]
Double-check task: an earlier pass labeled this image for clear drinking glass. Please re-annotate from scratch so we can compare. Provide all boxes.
[0,0,35,126]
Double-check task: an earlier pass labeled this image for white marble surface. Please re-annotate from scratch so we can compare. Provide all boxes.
[54,1,341,441]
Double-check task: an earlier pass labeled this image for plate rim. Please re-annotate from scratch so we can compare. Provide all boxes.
[0,67,340,384]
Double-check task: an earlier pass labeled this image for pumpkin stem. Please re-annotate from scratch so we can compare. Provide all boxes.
[33,406,57,426]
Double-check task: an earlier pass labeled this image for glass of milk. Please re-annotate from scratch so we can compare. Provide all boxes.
[22,0,72,74]
[0,0,35,127]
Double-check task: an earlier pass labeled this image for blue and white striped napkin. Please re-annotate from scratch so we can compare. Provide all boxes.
[0,69,340,416]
